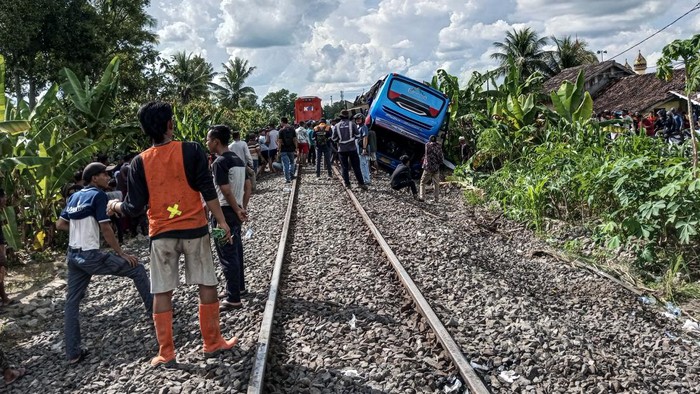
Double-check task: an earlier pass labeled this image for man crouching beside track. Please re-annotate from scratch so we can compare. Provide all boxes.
[107,101,237,367]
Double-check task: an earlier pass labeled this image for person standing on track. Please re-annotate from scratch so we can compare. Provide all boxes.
[419,135,443,203]
[313,119,333,178]
[56,162,153,365]
[332,110,367,190]
[206,125,249,311]
[296,121,310,167]
[354,113,371,185]
[277,117,298,183]
[107,101,237,367]
[267,123,279,174]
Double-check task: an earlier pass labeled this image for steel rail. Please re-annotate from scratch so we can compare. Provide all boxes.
[332,167,490,394]
[247,170,299,394]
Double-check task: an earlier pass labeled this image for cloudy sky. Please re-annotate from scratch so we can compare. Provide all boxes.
[147,0,700,104]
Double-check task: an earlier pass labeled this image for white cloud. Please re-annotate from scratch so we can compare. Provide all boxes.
[148,0,700,103]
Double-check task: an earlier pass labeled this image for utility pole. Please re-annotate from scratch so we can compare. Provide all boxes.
[330,95,333,105]
[340,90,345,110]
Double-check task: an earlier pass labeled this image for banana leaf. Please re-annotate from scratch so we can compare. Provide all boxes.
[1,206,21,250]
[0,120,31,135]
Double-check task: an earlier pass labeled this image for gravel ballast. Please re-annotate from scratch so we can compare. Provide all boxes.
[2,166,699,393]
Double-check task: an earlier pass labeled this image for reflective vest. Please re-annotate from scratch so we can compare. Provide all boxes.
[141,141,207,237]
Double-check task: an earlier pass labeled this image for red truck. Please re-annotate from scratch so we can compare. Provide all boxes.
[294,96,322,123]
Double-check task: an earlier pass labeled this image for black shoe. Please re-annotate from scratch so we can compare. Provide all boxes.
[68,349,89,366]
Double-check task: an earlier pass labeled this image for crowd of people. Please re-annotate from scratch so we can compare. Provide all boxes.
[0,102,447,378]
[596,107,699,142]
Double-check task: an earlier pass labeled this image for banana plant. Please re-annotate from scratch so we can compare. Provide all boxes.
[430,69,460,121]
[60,56,121,139]
[549,70,593,124]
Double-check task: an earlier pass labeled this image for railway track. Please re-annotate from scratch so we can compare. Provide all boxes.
[246,166,488,393]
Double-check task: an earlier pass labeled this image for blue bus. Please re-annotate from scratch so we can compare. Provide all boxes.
[364,73,450,176]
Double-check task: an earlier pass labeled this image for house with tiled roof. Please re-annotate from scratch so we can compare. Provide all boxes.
[544,51,700,115]
[542,60,633,98]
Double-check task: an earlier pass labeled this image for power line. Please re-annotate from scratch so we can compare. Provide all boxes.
[609,2,700,61]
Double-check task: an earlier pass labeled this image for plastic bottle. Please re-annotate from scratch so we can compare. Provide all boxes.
[244,228,254,240]
[665,301,681,317]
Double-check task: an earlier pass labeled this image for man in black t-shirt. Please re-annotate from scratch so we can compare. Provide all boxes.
[206,125,249,311]
[277,117,298,183]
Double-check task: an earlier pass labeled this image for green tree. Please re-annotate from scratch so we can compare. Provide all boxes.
[165,52,216,104]
[323,101,346,119]
[491,27,553,79]
[91,0,159,103]
[549,36,598,74]
[261,89,297,117]
[0,0,157,109]
[657,34,700,174]
[215,57,257,109]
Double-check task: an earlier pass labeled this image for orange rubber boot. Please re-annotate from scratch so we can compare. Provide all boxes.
[151,310,176,366]
[199,302,238,355]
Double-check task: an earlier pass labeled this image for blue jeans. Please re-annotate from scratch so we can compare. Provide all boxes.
[280,151,295,181]
[316,145,332,176]
[359,152,370,184]
[65,249,152,360]
[212,208,244,302]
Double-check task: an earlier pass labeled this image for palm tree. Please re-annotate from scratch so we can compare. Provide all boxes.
[165,51,216,104]
[549,36,598,75]
[491,27,553,78]
[215,57,257,109]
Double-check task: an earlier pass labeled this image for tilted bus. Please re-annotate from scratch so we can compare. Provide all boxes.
[294,96,323,123]
[364,73,450,176]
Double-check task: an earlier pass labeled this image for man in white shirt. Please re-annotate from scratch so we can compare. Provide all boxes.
[267,125,279,173]
[228,130,254,204]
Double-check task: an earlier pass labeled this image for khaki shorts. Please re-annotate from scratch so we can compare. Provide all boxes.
[149,235,217,293]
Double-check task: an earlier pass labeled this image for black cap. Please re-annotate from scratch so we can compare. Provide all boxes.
[82,162,107,183]
[339,110,350,119]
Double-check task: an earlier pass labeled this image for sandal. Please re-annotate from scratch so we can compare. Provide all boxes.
[1,299,17,307]
[4,367,26,385]
[68,349,89,365]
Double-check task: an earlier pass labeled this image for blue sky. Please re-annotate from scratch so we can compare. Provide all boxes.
[147,0,700,104]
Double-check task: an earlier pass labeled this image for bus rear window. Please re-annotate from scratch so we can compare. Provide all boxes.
[386,79,446,118]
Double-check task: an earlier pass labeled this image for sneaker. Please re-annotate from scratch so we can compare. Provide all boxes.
[220,300,243,311]
[359,184,368,191]
[285,179,291,183]
[414,195,424,202]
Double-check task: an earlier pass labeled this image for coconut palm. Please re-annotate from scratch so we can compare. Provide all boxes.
[549,36,598,75]
[491,27,553,78]
[165,51,216,104]
[215,57,257,109]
